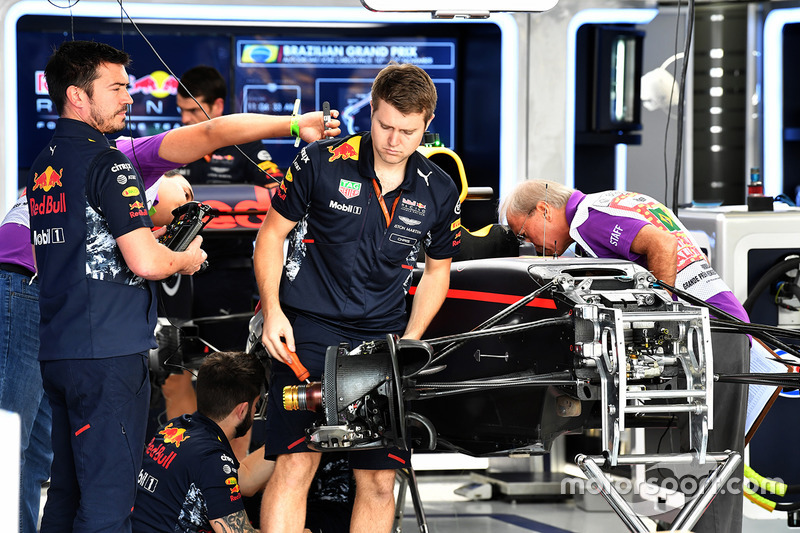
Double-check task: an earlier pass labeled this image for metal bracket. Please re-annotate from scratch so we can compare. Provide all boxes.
[575,451,741,533]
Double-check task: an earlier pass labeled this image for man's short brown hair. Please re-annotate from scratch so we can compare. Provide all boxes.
[371,62,437,123]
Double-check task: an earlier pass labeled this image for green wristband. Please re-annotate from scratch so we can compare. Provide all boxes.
[290,115,300,138]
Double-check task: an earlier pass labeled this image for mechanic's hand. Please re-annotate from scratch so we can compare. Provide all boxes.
[299,110,341,142]
[151,226,168,239]
[262,308,296,366]
[178,235,207,275]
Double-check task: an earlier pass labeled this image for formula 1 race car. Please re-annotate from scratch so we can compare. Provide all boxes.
[251,254,800,532]
[147,167,800,532]
[277,256,713,464]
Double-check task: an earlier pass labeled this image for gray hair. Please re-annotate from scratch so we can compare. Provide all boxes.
[498,179,574,222]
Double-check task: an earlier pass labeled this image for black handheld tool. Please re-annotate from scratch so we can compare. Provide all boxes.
[323,101,331,130]
[158,201,213,272]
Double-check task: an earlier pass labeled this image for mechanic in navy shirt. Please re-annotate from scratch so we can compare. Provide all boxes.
[254,63,462,532]
[132,351,272,533]
[28,41,208,533]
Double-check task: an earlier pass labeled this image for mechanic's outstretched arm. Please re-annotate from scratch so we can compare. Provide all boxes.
[157,110,341,165]
[117,228,206,280]
[237,445,275,497]
[630,224,678,287]
[403,255,452,340]
[253,208,299,364]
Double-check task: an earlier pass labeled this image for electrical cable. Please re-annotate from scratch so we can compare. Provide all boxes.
[743,256,800,313]
[664,0,682,204]
[655,279,800,359]
[671,0,695,213]
[112,0,281,186]
[775,281,800,311]
[656,414,676,454]
[653,414,677,480]
[743,464,800,513]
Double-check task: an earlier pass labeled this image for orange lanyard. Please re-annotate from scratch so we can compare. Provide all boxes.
[372,179,402,228]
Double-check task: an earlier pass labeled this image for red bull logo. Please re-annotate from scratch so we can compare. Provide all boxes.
[259,161,284,179]
[32,166,63,192]
[145,437,178,470]
[402,198,426,210]
[328,137,361,162]
[129,201,145,211]
[29,194,66,216]
[159,423,191,447]
[129,71,178,99]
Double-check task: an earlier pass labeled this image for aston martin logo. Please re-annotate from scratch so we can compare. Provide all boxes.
[398,216,421,226]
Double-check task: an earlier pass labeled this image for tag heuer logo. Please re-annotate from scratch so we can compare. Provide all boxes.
[338,179,362,200]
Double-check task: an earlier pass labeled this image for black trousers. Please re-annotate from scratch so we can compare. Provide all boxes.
[665,330,749,533]
[691,331,749,533]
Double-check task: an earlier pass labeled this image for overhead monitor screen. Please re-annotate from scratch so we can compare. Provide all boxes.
[232,37,456,166]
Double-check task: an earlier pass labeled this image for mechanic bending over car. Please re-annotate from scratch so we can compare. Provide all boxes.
[501,178,756,533]
[3,38,340,531]
[254,62,462,533]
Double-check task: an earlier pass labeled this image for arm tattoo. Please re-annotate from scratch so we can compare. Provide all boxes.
[211,509,258,533]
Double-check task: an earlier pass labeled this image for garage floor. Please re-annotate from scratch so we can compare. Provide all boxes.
[396,475,800,533]
[36,473,798,532]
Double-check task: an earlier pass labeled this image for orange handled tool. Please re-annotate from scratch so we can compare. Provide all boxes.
[282,341,310,383]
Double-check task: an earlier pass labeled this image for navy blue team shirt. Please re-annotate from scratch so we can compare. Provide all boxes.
[272,132,462,334]
[27,118,157,360]
[132,413,244,532]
